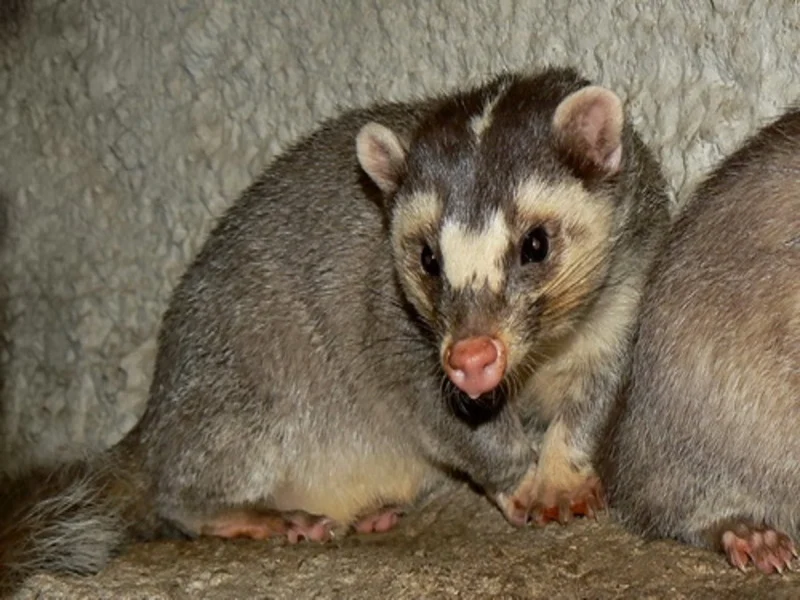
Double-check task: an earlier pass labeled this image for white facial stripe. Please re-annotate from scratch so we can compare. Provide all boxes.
[391,191,442,250]
[440,210,510,292]
[514,177,613,240]
[469,84,508,141]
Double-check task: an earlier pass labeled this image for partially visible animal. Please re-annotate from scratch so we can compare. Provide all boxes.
[604,108,800,574]
[1,66,670,591]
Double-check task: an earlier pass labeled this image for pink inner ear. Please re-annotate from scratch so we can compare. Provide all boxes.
[356,123,406,195]
[604,145,622,172]
[554,86,624,176]
[364,137,393,184]
[580,98,622,173]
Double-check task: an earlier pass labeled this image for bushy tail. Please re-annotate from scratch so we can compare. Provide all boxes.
[0,446,151,593]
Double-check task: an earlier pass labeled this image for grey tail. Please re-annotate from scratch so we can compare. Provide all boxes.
[0,446,152,594]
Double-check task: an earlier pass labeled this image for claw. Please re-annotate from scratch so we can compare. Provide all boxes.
[286,516,335,544]
[528,476,606,526]
[721,523,797,574]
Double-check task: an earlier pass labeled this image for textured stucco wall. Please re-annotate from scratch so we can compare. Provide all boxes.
[1,0,799,468]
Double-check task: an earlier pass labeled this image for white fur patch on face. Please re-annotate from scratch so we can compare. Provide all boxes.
[391,191,442,250]
[469,84,508,141]
[514,176,614,248]
[440,210,510,292]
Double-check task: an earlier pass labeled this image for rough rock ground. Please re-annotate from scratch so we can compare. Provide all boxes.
[13,485,799,599]
[4,2,800,599]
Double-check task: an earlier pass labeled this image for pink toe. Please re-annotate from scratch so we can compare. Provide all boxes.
[373,512,397,532]
[353,510,401,534]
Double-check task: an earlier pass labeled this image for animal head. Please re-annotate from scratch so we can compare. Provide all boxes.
[357,68,626,414]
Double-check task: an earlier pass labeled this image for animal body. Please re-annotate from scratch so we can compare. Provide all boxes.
[0,66,669,589]
[604,108,800,574]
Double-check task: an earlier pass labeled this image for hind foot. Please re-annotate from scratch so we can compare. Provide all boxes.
[200,509,335,543]
[352,508,403,534]
[720,522,797,574]
[284,513,337,543]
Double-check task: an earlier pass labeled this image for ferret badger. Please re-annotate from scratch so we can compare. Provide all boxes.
[0,66,669,589]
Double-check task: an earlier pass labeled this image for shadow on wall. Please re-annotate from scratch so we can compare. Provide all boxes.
[0,192,11,476]
[0,0,29,41]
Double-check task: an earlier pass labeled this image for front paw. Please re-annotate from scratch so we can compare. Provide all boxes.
[528,473,606,525]
[497,471,606,527]
[494,465,539,528]
[496,490,532,528]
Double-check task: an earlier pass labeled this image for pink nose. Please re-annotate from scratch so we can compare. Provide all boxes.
[444,336,507,399]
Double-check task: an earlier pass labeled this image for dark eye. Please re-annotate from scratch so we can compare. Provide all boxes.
[421,244,440,276]
[521,227,549,264]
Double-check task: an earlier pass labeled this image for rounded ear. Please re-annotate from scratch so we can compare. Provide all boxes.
[356,122,408,195]
[552,85,624,178]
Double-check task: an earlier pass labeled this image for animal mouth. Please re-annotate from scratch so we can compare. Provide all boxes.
[443,377,509,426]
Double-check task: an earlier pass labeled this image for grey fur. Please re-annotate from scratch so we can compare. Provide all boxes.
[10,476,124,574]
[0,66,670,586]
[0,449,154,592]
[604,108,800,565]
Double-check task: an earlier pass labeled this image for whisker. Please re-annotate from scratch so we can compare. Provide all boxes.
[538,241,610,300]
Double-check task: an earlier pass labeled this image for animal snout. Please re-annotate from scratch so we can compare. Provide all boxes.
[444,336,507,399]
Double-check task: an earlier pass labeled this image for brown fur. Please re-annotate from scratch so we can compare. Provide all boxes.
[0,67,670,588]
[604,108,800,572]
[361,71,670,522]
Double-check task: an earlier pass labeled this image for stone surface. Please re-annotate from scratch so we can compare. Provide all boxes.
[3,0,800,466]
[3,1,800,597]
[12,486,800,599]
